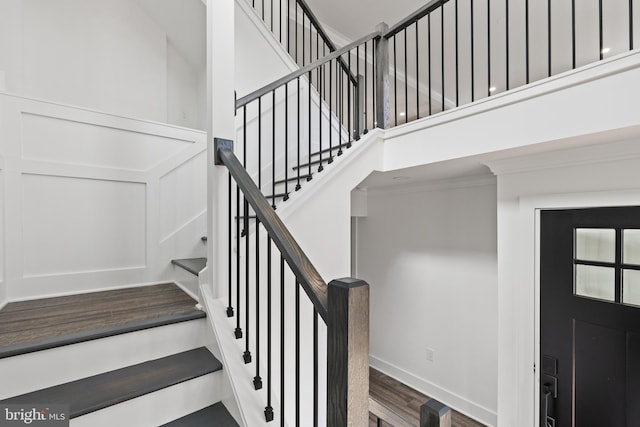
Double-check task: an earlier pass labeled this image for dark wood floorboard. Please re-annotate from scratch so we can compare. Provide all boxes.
[369,368,486,427]
[1,347,221,418]
[0,283,202,354]
[160,402,239,427]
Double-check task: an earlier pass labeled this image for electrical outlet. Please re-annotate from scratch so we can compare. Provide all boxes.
[426,348,435,362]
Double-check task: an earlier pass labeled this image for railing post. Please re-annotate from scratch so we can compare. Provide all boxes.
[354,74,365,141]
[374,22,390,130]
[327,278,370,426]
[420,399,452,427]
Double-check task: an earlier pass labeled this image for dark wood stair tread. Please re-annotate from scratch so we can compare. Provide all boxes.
[309,143,350,158]
[160,402,239,427]
[263,192,288,200]
[0,283,204,359]
[1,347,222,419]
[274,174,312,185]
[171,258,207,276]
[293,157,333,170]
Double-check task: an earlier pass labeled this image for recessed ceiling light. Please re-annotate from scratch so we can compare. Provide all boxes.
[601,47,611,54]
[489,86,497,92]
[399,112,406,116]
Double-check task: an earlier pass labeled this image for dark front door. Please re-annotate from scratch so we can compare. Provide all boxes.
[540,207,640,427]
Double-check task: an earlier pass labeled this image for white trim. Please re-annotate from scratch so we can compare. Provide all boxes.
[370,355,497,427]
[366,173,496,195]
[0,92,206,134]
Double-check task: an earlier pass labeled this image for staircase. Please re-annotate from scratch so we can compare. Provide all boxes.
[0,284,239,426]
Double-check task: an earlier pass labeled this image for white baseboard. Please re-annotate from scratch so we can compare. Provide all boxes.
[369,355,497,427]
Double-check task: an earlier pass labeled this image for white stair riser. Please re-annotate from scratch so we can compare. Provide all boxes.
[70,371,226,427]
[0,319,207,399]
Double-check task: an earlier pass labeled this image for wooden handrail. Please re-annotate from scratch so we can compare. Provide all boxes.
[217,146,329,320]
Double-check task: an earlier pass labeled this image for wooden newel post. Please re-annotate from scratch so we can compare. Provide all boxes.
[327,278,370,426]
[420,399,452,427]
[374,22,390,130]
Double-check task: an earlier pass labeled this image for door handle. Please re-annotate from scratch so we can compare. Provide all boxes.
[544,390,555,427]
[542,374,557,427]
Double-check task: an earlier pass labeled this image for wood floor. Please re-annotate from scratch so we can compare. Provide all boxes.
[369,368,486,427]
[0,283,203,357]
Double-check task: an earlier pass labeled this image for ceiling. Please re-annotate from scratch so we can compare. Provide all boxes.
[306,0,426,41]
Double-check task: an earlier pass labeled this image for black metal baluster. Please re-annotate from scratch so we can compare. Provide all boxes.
[319,64,324,172]
[270,0,273,32]
[313,308,318,427]
[265,236,273,421]
[227,172,233,318]
[404,28,408,123]
[279,0,282,42]
[572,0,576,68]
[372,42,376,126]
[599,0,604,60]
[487,0,490,98]
[393,35,397,126]
[442,5,446,108]
[363,42,368,133]
[329,60,333,162]
[308,70,313,178]
[525,0,529,83]
[295,281,300,427]
[235,180,242,338]
[347,51,352,147]
[302,15,305,66]
[471,1,475,100]
[280,255,285,427]
[416,21,420,118]
[296,76,301,190]
[455,0,459,106]
[261,0,264,20]
[428,13,432,114]
[338,59,344,155]
[244,194,251,364]
[547,0,551,76]
[254,219,262,389]
[630,0,634,50]
[272,90,276,209]
[505,0,509,90]
[284,83,290,201]
[258,98,262,192]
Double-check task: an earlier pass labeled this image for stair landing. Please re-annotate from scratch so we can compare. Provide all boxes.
[0,283,204,359]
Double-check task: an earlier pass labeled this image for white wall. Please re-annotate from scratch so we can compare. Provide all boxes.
[0,0,205,129]
[21,0,167,122]
[167,41,202,129]
[0,93,207,300]
[487,139,640,427]
[356,177,498,426]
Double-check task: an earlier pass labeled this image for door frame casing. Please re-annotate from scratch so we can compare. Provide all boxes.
[499,189,640,427]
